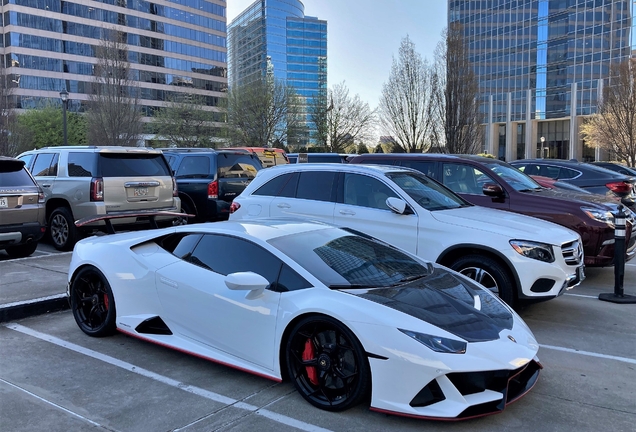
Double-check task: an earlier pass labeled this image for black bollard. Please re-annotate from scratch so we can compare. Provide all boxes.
[599,207,636,304]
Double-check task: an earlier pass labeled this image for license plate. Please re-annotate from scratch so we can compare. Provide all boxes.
[0,197,7,208]
[134,187,148,197]
[577,265,585,282]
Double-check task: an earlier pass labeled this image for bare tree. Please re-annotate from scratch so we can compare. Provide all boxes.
[430,25,483,154]
[581,61,636,166]
[152,94,220,148]
[378,35,432,153]
[310,81,376,153]
[86,29,143,146]
[225,77,302,147]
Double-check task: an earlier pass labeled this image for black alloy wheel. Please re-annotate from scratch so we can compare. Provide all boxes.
[70,266,117,337]
[286,315,370,412]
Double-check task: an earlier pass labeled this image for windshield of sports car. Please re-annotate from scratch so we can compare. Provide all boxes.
[386,172,470,211]
[486,163,542,192]
[268,228,431,288]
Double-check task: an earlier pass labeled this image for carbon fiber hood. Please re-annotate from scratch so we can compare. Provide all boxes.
[352,268,514,343]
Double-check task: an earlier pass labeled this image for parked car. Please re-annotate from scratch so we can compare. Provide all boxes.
[510,158,636,208]
[590,161,636,177]
[68,218,541,419]
[225,147,289,168]
[161,148,262,223]
[348,153,635,267]
[229,163,585,308]
[529,175,593,194]
[287,153,351,163]
[17,146,181,251]
[0,157,46,258]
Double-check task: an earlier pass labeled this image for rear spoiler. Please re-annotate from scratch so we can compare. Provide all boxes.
[75,211,193,234]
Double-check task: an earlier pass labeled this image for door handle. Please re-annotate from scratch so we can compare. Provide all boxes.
[339,209,356,215]
[41,184,52,188]
[277,203,291,209]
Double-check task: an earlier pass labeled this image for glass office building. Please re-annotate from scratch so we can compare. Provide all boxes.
[449,0,636,161]
[2,0,227,125]
[228,0,327,147]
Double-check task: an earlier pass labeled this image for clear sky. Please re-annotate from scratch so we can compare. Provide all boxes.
[226,0,448,110]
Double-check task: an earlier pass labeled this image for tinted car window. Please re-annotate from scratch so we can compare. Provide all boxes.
[558,167,580,180]
[442,164,484,195]
[158,233,203,259]
[0,162,36,186]
[176,156,210,178]
[296,171,337,202]
[68,152,96,177]
[275,263,312,292]
[343,173,397,210]
[189,234,283,287]
[217,154,260,179]
[400,160,436,177]
[487,162,541,191]
[31,153,56,176]
[253,173,294,196]
[279,172,299,197]
[98,154,171,177]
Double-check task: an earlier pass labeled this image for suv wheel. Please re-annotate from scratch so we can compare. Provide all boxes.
[450,254,515,307]
[5,242,38,258]
[49,207,78,251]
[179,201,196,224]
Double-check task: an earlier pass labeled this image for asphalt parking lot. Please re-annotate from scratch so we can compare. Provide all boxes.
[1,253,635,431]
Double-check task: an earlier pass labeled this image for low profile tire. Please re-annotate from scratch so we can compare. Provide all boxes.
[49,207,78,251]
[5,242,38,259]
[450,254,516,307]
[70,266,117,337]
[286,315,370,412]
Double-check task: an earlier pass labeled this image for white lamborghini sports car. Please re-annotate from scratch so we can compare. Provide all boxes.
[67,218,542,420]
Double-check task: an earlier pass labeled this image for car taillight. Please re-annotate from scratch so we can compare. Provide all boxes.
[172,177,178,197]
[208,180,218,199]
[90,177,104,201]
[37,189,45,204]
[230,201,241,213]
[606,181,632,195]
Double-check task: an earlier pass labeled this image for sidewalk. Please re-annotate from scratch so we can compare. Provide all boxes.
[0,253,71,323]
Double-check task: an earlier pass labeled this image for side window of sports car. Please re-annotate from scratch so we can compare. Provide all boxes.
[189,234,284,290]
[159,233,203,259]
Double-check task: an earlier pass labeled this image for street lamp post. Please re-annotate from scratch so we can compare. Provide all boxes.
[540,136,545,159]
[59,90,69,146]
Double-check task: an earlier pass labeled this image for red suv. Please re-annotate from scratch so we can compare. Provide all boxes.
[349,154,635,267]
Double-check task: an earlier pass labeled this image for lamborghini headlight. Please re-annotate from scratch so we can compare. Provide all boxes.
[510,240,555,263]
[581,207,614,227]
[398,329,467,354]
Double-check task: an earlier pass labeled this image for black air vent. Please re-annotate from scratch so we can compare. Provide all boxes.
[135,316,172,335]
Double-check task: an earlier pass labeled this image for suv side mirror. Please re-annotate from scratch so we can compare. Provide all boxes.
[386,197,407,214]
[483,183,504,197]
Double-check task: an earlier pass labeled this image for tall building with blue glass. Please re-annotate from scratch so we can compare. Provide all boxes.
[2,0,227,127]
[227,0,327,147]
[449,0,635,161]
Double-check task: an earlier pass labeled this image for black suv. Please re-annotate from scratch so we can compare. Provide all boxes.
[162,149,263,222]
[0,157,46,258]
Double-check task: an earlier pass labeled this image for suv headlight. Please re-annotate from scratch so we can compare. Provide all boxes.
[581,207,614,227]
[398,329,467,354]
[510,240,555,263]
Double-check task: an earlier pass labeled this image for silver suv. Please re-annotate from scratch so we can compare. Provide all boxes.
[0,157,46,258]
[18,146,180,251]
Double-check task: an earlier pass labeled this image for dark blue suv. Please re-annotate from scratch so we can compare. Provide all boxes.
[162,149,262,222]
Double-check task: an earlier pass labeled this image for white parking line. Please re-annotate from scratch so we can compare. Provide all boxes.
[539,344,636,365]
[0,377,102,427]
[5,324,332,432]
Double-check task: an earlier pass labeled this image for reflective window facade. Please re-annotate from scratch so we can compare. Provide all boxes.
[228,0,327,146]
[2,0,227,123]
[449,0,635,160]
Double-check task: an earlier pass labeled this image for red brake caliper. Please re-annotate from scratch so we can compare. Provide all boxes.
[302,339,319,385]
[103,294,109,310]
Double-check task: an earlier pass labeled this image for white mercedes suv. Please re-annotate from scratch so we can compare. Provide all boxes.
[229,164,585,308]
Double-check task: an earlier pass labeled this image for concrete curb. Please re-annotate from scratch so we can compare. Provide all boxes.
[0,294,69,324]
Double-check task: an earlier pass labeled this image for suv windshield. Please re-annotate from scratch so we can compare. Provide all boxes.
[386,172,468,211]
[218,154,260,179]
[98,153,171,177]
[486,163,542,192]
[269,227,430,288]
